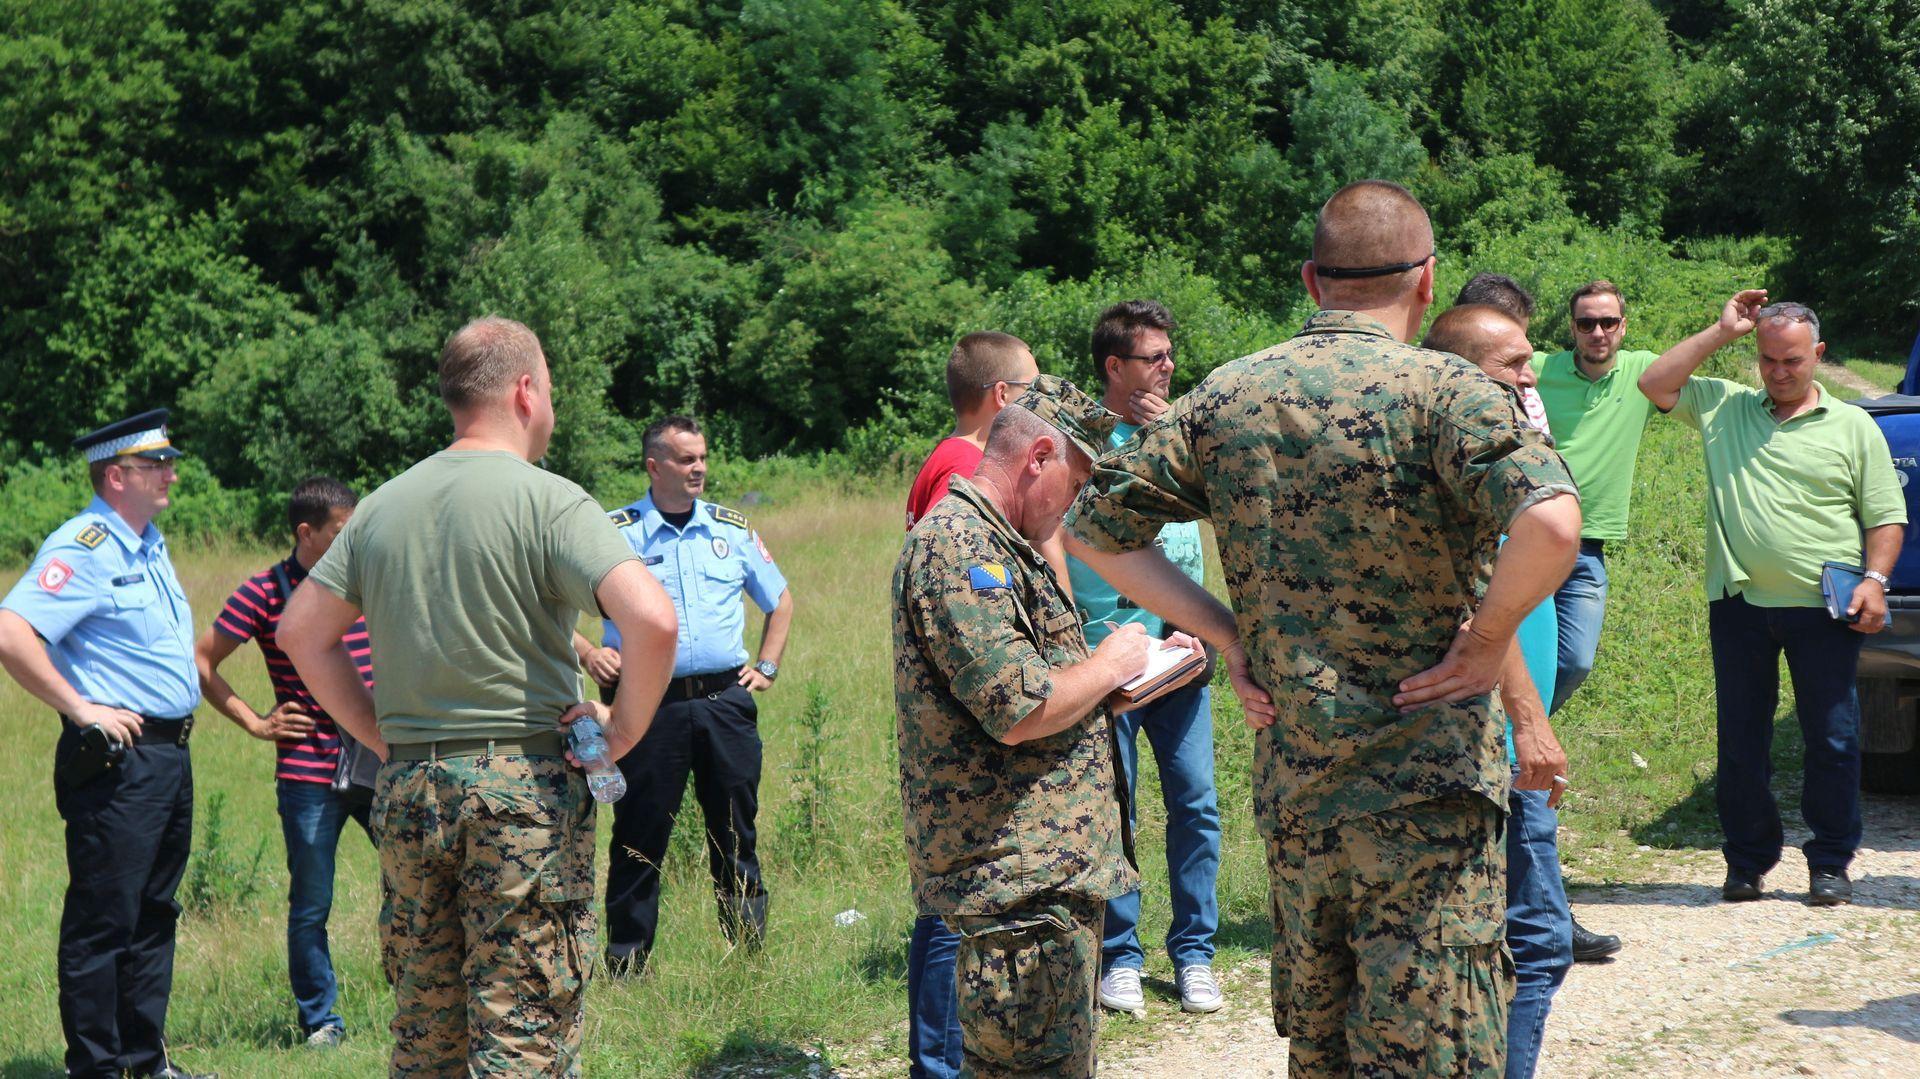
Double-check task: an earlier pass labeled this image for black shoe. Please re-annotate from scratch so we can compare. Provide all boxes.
[1722,871,1764,902]
[1570,919,1623,962]
[1808,868,1853,907]
[605,947,648,979]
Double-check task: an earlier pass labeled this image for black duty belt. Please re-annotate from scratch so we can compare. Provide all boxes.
[662,670,739,702]
[387,732,566,762]
[136,716,195,746]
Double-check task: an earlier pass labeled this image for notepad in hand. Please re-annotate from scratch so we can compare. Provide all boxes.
[1117,640,1207,709]
[1821,561,1867,623]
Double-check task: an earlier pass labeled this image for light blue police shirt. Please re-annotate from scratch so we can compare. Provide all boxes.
[0,497,199,717]
[601,495,789,677]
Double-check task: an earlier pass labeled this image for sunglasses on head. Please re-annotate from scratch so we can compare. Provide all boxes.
[1574,316,1623,333]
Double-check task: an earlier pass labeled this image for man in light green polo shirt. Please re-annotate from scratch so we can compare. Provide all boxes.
[1530,280,1660,714]
[1064,298,1225,1018]
[1640,290,1906,908]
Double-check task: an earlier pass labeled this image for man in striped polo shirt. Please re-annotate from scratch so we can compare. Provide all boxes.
[194,476,374,1049]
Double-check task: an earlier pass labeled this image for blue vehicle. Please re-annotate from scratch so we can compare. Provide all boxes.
[1851,323,1920,794]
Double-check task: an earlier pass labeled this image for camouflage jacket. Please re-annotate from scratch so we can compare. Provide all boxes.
[1067,310,1577,834]
[892,476,1138,915]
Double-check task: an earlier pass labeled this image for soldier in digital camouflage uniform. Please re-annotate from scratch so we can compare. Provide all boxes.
[894,375,1194,1077]
[280,317,678,1076]
[1065,181,1583,1076]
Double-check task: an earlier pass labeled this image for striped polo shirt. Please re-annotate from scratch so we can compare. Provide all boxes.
[214,555,375,783]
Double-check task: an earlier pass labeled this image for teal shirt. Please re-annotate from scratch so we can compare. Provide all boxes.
[1068,420,1206,645]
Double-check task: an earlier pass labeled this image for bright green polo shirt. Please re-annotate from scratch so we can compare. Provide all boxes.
[1669,378,1907,608]
[1531,349,1660,542]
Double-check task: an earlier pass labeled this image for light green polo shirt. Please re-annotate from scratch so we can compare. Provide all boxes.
[1067,420,1206,646]
[1531,349,1660,542]
[1669,378,1907,607]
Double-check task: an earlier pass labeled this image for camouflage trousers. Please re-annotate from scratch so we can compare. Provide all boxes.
[947,894,1103,1078]
[372,754,597,1077]
[1266,793,1513,1078]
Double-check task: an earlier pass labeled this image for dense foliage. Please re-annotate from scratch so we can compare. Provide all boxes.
[3,0,1914,543]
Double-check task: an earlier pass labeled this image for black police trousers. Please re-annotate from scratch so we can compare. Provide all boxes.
[52,726,193,1078]
[601,680,766,969]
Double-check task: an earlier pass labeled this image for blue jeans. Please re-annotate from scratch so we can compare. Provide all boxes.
[1505,779,1573,1079]
[1550,543,1608,714]
[1103,684,1221,971]
[1708,595,1864,877]
[906,913,962,1078]
[277,779,373,1035]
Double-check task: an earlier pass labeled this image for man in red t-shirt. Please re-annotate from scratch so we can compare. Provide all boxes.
[194,476,374,1050]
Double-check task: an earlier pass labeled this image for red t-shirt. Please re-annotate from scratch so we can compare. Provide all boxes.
[905,437,984,530]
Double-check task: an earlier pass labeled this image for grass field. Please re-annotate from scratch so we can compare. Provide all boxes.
[0,347,1903,1076]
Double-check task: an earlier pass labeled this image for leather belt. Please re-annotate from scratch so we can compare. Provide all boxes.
[387,732,566,762]
[662,670,739,702]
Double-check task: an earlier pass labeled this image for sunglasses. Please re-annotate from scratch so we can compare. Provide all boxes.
[1116,349,1176,366]
[1573,316,1623,333]
[1757,302,1814,323]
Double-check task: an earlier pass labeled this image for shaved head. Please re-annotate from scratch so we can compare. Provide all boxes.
[1422,305,1524,366]
[1310,181,1435,307]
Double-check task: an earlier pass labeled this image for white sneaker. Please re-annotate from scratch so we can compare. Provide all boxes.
[1098,965,1146,1012]
[1178,964,1224,1013]
[304,1024,344,1050]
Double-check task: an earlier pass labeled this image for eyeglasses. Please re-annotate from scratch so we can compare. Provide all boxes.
[1573,317,1623,333]
[1115,350,1175,366]
[116,460,176,475]
[1757,302,1815,323]
[979,379,1033,390]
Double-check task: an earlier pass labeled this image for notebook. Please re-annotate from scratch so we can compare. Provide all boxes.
[1821,561,1867,623]
[1117,640,1208,708]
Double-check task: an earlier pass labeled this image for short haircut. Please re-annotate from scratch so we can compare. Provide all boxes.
[87,456,126,494]
[1567,280,1625,315]
[982,403,1077,468]
[1455,273,1535,324]
[642,414,702,463]
[288,476,357,535]
[1090,300,1176,385]
[1420,305,1525,366]
[438,316,543,409]
[1310,180,1435,307]
[946,332,1032,413]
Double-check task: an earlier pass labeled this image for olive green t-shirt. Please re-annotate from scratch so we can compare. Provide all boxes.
[308,450,637,743]
[1530,349,1660,542]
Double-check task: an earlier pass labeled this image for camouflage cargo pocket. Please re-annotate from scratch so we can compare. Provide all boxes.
[950,906,1086,1072]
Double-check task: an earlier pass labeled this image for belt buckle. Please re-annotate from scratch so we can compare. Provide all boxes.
[178,716,194,747]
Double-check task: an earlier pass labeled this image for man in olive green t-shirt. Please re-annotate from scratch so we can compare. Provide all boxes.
[1640,290,1906,908]
[281,317,678,1075]
[1531,280,1660,714]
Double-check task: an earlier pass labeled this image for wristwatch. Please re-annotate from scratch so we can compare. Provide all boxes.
[753,660,780,681]
[1865,569,1891,587]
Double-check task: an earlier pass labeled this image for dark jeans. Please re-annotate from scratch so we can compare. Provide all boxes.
[906,912,963,1078]
[605,682,765,967]
[1505,779,1572,1079]
[276,779,374,1034]
[53,728,193,1079]
[1709,594,1865,877]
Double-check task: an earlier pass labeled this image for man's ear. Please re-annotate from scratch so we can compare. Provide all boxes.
[1814,340,1828,362]
[294,521,313,546]
[1415,258,1436,305]
[1300,261,1323,304]
[1028,435,1057,476]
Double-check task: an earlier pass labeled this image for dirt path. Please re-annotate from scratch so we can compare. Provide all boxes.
[1093,794,1920,1078]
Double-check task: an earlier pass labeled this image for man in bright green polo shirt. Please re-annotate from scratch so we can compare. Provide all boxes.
[1531,280,1660,714]
[1640,289,1905,908]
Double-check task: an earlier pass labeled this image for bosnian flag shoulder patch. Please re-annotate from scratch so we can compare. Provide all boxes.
[39,558,75,593]
[968,563,1011,591]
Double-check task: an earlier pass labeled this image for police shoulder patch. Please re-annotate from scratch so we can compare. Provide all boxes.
[609,509,637,527]
[709,504,749,529]
[967,563,1012,591]
[74,523,108,549]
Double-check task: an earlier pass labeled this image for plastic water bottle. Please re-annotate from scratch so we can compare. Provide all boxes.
[569,716,627,803]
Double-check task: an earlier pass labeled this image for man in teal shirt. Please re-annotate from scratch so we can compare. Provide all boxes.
[1065,299,1224,1018]
[1531,280,1661,713]
[1640,290,1905,907]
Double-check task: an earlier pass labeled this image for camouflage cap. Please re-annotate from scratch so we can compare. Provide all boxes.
[1011,374,1120,461]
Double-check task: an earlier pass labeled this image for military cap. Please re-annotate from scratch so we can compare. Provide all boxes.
[1011,374,1119,461]
[73,408,182,463]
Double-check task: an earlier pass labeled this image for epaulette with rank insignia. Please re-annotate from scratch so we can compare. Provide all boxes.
[609,509,638,527]
[709,504,748,529]
[75,523,109,549]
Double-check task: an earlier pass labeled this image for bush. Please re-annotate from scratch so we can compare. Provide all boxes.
[0,456,267,564]
[180,791,269,916]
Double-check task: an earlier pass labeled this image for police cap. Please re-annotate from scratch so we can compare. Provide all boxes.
[73,408,183,464]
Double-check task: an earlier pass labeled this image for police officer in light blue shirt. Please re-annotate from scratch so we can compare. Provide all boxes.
[571,414,795,975]
[0,409,211,1079]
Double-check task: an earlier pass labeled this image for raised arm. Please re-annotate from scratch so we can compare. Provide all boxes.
[1639,289,1769,411]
